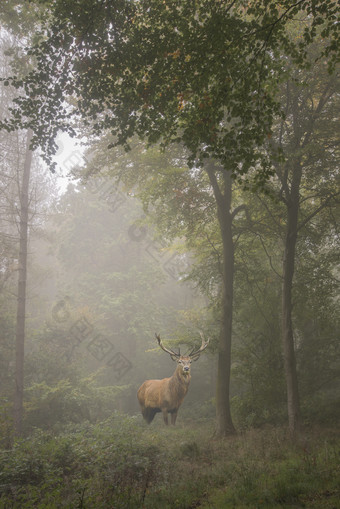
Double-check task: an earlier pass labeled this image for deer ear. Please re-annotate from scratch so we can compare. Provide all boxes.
[191,354,200,362]
[171,354,178,361]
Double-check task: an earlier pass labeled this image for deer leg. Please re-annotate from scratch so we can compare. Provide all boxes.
[171,410,178,425]
[162,409,169,425]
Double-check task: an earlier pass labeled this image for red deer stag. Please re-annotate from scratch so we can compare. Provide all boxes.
[137,332,209,425]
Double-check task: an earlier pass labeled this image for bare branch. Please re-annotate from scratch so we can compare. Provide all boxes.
[297,191,340,232]
[253,232,282,279]
[231,203,250,222]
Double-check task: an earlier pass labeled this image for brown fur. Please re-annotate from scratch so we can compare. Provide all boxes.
[138,333,209,425]
[137,358,192,425]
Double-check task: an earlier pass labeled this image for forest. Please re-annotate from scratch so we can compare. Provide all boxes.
[0,1,339,507]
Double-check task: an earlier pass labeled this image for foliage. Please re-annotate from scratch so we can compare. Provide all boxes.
[1,1,338,180]
[0,417,339,508]
[23,375,130,431]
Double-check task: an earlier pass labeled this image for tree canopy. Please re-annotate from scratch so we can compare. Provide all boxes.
[1,0,338,181]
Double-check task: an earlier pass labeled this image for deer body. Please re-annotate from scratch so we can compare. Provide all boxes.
[138,362,191,425]
[137,333,209,425]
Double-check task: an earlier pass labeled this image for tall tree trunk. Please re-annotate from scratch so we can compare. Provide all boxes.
[279,81,335,435]
[206,163,236,435]
[216,200,235,435]
[13,130,33,436]
[282,161,302,436]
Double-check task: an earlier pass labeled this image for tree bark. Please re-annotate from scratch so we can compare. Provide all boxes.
[206,163,236,435]
[216,202,236,435]
[281,160,302,436]
[13,130,33,436]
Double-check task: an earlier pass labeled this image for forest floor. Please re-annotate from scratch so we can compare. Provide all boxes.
[0,415,339,508]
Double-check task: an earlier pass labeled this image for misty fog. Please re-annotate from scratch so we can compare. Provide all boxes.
[0,1,339,507]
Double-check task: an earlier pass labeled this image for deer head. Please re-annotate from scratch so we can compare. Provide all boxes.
[155,332,209,376]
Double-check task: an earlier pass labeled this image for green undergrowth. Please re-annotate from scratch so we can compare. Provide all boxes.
[0,415,339,508]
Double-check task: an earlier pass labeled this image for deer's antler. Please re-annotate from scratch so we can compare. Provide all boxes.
[155,333,180,360]
[189,331,209,360]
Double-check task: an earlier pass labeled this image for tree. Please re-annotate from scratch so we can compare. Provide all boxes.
[0,32,34,436]
[269,51,339,434]
[0,13,55,435]
[13,129,33,436]
[205,165,236,434]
